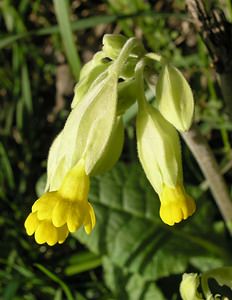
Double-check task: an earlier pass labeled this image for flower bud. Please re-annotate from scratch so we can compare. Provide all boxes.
[180,273,203,300]
[156,64,194,132]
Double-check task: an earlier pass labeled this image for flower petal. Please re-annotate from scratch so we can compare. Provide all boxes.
[52,199,70,227]
[35,222,48,244]
[159,184,196,225]
[67,203,83,233]
[84,202,96,234]
[32,192,60,220]
[45,223,59,246]
[57,224,69,244]
[24,212,39,236]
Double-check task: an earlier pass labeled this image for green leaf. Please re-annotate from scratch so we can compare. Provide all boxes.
[0,142,15,189]
[53,0,81,80]
[103,257,165,300]
[75,163,227,281]
[21,62,33,113]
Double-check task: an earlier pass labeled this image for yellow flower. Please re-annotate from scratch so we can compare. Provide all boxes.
[24,159,96,246]
[159,184,196,226]
[136,101,196,226]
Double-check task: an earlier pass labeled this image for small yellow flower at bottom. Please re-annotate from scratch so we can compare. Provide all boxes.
[24,159,96,246]
[159,184,196,226]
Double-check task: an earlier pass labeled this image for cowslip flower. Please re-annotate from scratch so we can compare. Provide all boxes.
[136,101,196,225]
[25,37,141,246]
[24,159,95,246]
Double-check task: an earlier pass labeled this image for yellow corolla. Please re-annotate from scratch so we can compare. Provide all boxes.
[159,184,196,226]
[24,159,96,246]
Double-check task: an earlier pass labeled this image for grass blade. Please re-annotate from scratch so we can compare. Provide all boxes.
[21,62,33,114]
[35,263,74,300]
[53,0,81,80]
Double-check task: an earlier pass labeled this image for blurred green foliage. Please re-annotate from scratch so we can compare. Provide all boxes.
[1,0,232,299]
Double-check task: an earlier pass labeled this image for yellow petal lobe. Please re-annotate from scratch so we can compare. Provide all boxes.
[159,184,196,226]
[24,212,39,236]
[84,203,96,234]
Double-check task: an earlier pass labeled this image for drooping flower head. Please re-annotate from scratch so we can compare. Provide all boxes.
[136,102,196,225]
[135,58,196,225]
[25,36,143,245]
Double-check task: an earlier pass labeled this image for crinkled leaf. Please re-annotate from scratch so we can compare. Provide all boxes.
[74,163,226,280]
[103,257,165,300]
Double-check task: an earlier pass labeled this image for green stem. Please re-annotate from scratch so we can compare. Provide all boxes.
[145,52,163,62]
[181,125,232,236]
[112,37,139,74]
[134,59,147,110]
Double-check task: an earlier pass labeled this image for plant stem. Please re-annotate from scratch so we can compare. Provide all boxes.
[181,125,232,235]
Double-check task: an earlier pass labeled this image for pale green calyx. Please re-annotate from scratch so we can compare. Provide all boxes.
[47,69,118,190]
[71,51,111,109]
[46,36,140,191]
[103,34,145,61]
[136,102,182,195]
[156,64,194,132]
[180,273,204,300]
[180,268,232,300]
[102,34,127,60]
[90,117,124,175]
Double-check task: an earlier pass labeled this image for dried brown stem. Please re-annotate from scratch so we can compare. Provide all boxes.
[182,126,232,234]
[185,0,232,234]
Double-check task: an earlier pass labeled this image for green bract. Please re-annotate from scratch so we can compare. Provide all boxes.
[156,64,194,132]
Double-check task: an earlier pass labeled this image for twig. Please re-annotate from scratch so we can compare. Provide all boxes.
[185,0,232,234]
[186,0,232,118]
[182,125,232,235]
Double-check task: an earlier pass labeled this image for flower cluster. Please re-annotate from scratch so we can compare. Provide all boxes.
[25,34,196,246]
